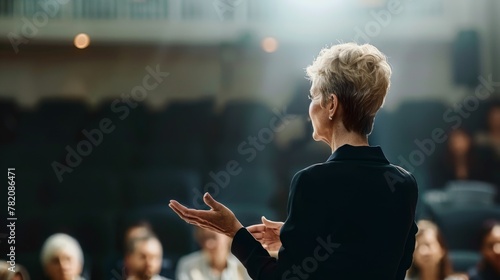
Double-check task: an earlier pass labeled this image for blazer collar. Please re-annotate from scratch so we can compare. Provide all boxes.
[326,144,390,164]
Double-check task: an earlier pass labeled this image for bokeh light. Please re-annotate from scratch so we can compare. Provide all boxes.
[261,37,279,53]
[74,33,90,49]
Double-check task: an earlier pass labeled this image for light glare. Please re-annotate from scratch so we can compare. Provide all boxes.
[261,37,278,53]
[74,33,90,49]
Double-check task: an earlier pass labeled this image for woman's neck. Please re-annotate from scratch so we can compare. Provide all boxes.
[329,127,368,152]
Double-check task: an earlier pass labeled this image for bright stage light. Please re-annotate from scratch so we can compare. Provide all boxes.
[261,37,279,53]
[74,33,90,49]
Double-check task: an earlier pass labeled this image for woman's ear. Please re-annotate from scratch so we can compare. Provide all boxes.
[328,94,338,120]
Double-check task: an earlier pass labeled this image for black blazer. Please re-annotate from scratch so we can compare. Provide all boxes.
[231,144,418,280]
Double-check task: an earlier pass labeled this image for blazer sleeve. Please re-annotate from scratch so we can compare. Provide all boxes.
[395,174,419,280]
[395,221,417,279]
[230,170,325,280]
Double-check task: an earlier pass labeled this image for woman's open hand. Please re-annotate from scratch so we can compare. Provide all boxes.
[247,216,284,254]
[169,193,244,238]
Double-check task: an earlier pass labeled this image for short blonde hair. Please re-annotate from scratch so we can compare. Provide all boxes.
[40,233,84,268]
[306,42,391,135]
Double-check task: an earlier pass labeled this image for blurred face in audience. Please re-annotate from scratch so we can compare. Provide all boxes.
[13,273,25,280]
[449,129,471,156]
[196,227,230,254]
[126,225,152,244]
[45,249,82,280]
[482,225,500,273]
[489,107,500,139]
[126,238,163,279]
[414,229,446,268]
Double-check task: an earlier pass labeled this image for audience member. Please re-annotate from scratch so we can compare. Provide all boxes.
[406,220,466,280]
[176,227,250,280]
[468,220,500,280]
[123,221,154,252]
[431,129,485,187]
[0,260,10,280]
[107,221,156,280]
[40,233,85,280]
[8,263,30,280]
[478,102,500,148]
[476,101,500,190]
[124,234,170,280]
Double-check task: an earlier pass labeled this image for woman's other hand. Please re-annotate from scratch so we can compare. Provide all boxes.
[247,216,284,254]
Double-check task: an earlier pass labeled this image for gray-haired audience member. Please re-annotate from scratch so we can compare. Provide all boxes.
[125,234,170,280]
[40,233,85,280]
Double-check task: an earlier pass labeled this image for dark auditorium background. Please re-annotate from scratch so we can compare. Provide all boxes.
[0,0,500,279]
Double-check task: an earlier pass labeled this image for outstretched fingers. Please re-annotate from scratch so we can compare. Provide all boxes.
[169,199,228,234]
[203,192,224,210]
[169,200,206,223]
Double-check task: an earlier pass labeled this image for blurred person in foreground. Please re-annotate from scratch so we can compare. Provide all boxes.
[1,262,30,280]
[406,220,468,280]
[40,233,85,280]
[469,220,500,280]
[0,261,8,280]
[176,226,250,280]
[169,42,419,279]
[0,260,30,280]
[125,234,170,280]
[108,221,155,279]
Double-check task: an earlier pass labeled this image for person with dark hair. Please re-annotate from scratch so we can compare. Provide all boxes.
[431,129,486,188]
[406,220,467,280]
[108,221,155,279]
[125,234,170,280]
[169,43,419,279]
[123,221,154,252]
[469,220,500,280]
[476,101,500,191]
[477,101,500,148]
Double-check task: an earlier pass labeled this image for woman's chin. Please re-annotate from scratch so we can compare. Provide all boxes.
[312,132,320,141]
[312,130,327,141]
